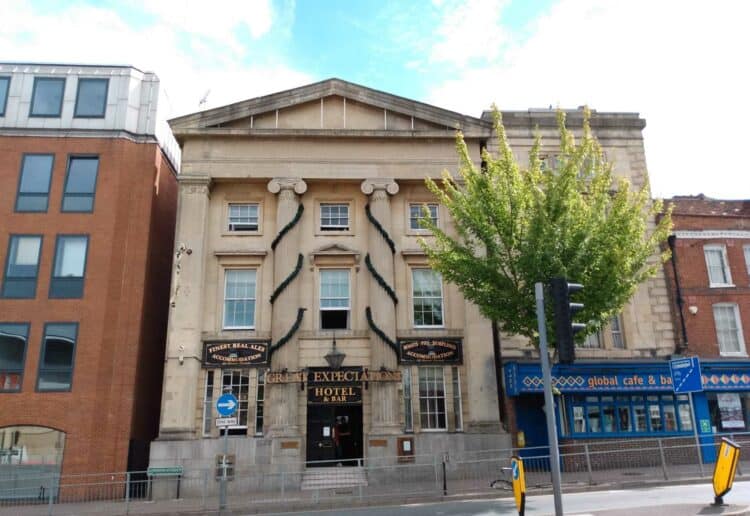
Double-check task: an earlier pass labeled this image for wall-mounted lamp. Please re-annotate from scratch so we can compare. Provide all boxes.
[324,332,346,370]
[688,306,699,315]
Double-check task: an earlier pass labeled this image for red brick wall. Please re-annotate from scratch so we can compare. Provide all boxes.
[0,136,177,476]
[664,211,750,358]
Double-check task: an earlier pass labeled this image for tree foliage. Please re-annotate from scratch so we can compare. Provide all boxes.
[418,108,673,345]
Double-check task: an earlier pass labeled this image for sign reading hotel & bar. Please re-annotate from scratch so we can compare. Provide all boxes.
[203,340,269,367]
[398,338,463,365]
[307,367,363,405]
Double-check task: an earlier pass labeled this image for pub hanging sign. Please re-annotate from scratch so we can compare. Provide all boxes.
[203,340,270,367]
[398,337,463,365]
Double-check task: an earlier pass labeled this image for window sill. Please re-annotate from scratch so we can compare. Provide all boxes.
[709,283,736,288]
[222,327,256,331]
[222,230,262,237]
[315,230,355,237]
[719,352,748,358]
[419,428,448,433]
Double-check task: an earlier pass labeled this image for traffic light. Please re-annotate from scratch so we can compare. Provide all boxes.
[549,277,585,364]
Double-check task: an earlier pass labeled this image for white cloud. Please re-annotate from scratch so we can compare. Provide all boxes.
[426,0,750,200]
[0,0,311,119]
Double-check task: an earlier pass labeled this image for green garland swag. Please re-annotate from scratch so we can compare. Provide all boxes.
[365,306,399,354]
[270,307,305,356]
[365,253,398,305]
[271,204,304,251]
[365,204,396,254]
[269,253,304,304]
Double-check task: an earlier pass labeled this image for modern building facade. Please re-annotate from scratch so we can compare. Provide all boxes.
[663,195,750,437]
[0,63,178,479]
[152,79,508,473]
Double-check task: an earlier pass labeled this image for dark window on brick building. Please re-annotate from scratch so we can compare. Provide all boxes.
[50,235,88,298]
[16,154,54,212]
[2,235,42,299]
[37,323,77,392]
[0,323,29,392]
[62,157,99,212]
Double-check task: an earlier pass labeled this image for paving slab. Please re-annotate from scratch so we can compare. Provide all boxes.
[581,504,750,516]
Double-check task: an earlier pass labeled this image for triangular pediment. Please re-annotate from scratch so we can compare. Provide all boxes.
[169,78,491,137]
[309,243,361,264]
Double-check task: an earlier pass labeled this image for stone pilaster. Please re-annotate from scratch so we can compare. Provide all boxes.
[159,175,212,439]
[361,179,401,435]
[267,177,307,438]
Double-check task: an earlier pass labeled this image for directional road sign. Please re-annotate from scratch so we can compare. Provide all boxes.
[216,393,238,417]
[215,417,238,427]
[670,356,703,394]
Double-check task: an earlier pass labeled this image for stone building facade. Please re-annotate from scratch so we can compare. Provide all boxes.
[152,79,507,472]
[0,63,178,480]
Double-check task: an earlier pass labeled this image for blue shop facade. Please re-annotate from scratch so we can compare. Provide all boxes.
[504,360,750,462]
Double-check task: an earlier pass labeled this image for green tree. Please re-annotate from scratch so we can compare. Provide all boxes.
[419,107,672,347]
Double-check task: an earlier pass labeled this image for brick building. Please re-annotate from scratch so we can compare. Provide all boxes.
[0,63,178,484]
[663,195,750,436]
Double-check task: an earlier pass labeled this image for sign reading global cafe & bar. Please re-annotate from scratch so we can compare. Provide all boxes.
[398,338,463,365]
[203,340,269,367]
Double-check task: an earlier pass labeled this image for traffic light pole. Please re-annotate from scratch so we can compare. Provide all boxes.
[535,282,564,516]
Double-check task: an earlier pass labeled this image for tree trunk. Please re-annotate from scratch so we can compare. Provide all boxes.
[491,319,507,429]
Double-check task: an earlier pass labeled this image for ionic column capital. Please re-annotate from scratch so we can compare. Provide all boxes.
[360,178,399,196]
[268,177,308,195]
[178,174,212,195]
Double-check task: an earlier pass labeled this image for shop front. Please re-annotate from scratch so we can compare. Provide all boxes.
[504,360,750,463]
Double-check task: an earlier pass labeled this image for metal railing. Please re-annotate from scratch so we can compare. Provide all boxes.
[1,432,748,515]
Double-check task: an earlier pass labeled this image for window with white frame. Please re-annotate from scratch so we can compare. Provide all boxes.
[255,369,265,436]
[581,330,602,348]
[610,314,625,349]
[320,203,349,231]
[223,270,256,329]
[452,366,463,431]
[412,269,444,327]
[744,245,750,278]
[704,245,732,287]
[409,203,438,230]
[221,369,249,435]
[713,304,746,356]
[228,203,259,232]
[202,371,215,436]
[419,366,446,430]
[320,269,350,329]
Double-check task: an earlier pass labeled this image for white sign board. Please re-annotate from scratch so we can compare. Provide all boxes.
[215,417,238,427]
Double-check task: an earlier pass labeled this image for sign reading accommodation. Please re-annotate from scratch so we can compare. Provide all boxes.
[398,338,463,365]
[203,340,269,367]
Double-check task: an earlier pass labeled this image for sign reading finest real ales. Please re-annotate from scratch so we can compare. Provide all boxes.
[203,340,269,367]
[398,338,463,365]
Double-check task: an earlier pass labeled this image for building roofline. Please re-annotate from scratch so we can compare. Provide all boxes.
[0,62,149,74]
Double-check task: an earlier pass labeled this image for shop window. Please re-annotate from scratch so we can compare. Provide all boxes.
[409,203,438,230]
[228,203,259,232]
[713,304,746,356]
[16,154,54,212]
[0,323,29,392]
[62,157,99,212]
[418,366,446,430]
[37,323,77,392]
[202,371,215,436]
[30,77,65,117]
[221,369,249,436]
[255,369,265,436]
[320,203,349,231]
[223,269,256,329]
[0,426,65,472]
[2,235,42,299]
[0,76,9,117]
[50,235,88,298]
[452,366,463,431]
[412,269,444,327]
[569,393,691,436]
[74,78,108,118]
[708,392,750,432]
[403,367,413,432]
[320,269,350,330]
[704,245,733,287]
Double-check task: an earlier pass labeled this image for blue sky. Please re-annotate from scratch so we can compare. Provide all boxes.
[3,0,749,200]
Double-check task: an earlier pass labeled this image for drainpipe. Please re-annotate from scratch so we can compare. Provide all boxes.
[667,235,689,354]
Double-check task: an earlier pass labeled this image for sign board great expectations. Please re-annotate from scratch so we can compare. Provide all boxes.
[398,338,463,365]
[203,340,269,367]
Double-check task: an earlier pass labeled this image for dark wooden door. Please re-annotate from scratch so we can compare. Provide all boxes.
[306,406,336,465]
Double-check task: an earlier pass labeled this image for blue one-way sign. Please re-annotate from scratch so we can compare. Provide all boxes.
[216,393,238,417]
[670,356,703,394]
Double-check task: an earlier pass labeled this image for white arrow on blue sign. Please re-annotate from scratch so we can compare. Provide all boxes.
[670,356,703,394]
[216,393,238,417]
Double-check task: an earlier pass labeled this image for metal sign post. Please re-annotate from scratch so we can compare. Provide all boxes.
[535,282,563,516]
[670,357,704,476]
[216,390,238,512]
